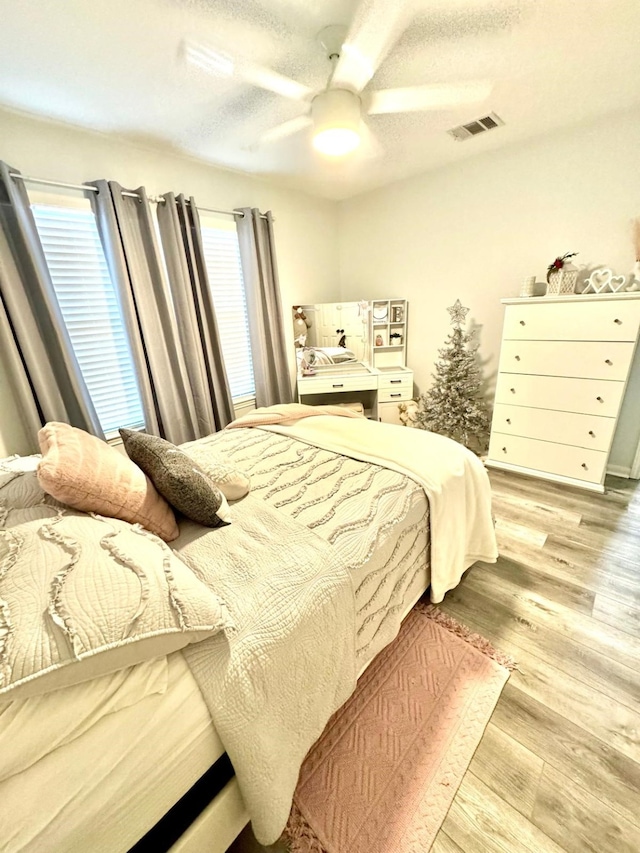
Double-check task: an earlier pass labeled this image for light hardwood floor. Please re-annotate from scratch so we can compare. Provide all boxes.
[232,469,640,853]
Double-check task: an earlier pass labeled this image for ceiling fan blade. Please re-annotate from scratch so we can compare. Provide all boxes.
[241,66,314,103]
[331,0,413,93]
[182,39,313,103]
[366,81,493,114]
[257,115,312,146]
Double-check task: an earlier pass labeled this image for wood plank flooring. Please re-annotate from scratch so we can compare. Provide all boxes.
[230,469,640,853]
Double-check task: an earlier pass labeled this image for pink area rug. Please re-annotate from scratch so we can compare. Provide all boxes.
[284,603,514,853]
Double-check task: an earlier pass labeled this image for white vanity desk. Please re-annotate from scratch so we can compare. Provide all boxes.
[293,298,413,423]
[296,363,414,423]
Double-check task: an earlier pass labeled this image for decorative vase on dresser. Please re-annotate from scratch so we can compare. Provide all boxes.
[486,294,640,492]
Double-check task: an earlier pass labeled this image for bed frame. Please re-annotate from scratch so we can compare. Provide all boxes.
[127,750,245,853]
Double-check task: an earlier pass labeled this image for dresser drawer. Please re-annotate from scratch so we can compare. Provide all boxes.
[492,404,616,451]
[378,372,413,390]
[378,383,413,402]
[488,433,607,484]
[494,373,625,417]
[499,340,635,381]
[298,374,377,395]
[503,300,640,342]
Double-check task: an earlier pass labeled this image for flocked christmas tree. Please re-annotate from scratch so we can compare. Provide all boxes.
[413,300,490,454]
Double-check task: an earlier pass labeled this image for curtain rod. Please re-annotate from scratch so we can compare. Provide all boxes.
[8,172,144,200]
[8,172,269,219]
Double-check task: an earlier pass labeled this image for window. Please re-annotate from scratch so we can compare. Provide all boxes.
[200,218,255,401]
[31,201,145,436]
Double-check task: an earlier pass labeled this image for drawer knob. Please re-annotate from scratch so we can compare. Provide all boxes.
[596,396,603,402]
[502,447,507,453]
[614,318,622,325]
[390,393,402,398]
[581,463,588,469]
[390,379,401,384]
[506,418,512,424]
[515,355,521,361]
[588,430,595,437]
[332,383,344,388]
[519,320,526,326]
[605,359,612,365]
[510,387,516,393]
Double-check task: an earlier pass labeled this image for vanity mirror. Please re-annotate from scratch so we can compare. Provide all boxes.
[292,301,370,366]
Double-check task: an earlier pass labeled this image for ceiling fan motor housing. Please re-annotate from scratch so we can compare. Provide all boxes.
[312,88,361,133]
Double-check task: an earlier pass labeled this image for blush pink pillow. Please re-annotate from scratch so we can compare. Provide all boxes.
[37,422,178,542]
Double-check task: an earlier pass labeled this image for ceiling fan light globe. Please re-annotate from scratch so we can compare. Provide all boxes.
[313,127,361,156]
[311,88,362,157]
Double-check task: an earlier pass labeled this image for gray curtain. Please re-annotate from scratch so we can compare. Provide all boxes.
[0,162,103,439]
[88,181,205,445]
[234,208,293,407]
[156,194,234,433]
[0,292,45,453]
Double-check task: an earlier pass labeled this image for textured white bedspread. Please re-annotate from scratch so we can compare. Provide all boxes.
[266,416,498,602]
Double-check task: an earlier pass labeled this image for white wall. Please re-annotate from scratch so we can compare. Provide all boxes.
[338,108,640,474]
[0,107,340,456]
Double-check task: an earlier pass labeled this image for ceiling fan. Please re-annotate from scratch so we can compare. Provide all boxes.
[182,0,493,158]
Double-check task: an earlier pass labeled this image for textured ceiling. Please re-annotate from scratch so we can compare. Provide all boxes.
[0,0,639,199]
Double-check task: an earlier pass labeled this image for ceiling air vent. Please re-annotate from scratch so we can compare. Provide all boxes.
[447,112,504,142]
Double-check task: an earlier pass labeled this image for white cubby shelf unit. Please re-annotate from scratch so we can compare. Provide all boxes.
[370,299,408,369]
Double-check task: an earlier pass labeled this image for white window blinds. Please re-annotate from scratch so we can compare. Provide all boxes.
[200,222,255,401]
[31,203,145,435]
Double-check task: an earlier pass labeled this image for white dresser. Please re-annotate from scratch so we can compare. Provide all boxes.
[486,294,640,492]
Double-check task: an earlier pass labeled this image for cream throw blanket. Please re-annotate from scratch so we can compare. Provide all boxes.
[237,408,498,603]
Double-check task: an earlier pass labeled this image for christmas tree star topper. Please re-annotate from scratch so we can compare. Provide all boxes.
[447,299,469,327]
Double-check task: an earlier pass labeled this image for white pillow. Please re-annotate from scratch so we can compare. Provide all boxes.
[180,444,251,502]
[0,506,232,702]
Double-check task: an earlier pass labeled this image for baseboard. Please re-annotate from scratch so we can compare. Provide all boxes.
[606,464,632,479]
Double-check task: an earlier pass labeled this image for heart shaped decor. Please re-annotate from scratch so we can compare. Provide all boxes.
[610,275,627,292]
[583,268,613,294]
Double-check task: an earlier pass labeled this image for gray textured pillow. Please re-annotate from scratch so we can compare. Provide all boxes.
[119,430,231,528]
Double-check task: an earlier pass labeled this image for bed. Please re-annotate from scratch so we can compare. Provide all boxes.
[0,410,497,853]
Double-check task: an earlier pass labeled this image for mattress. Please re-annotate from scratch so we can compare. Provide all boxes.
[0,653,221,853]
[1,425,431,852]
